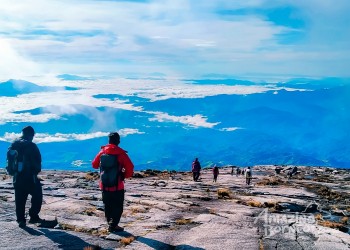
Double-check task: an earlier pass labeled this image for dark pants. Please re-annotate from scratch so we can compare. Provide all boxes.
[213,175,218,182]
[14,178,42,222]
[102,190,125,227]
[192,172,200,181]
[246,177,251,185]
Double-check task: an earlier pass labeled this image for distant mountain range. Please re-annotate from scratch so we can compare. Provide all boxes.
[0,79,78,96]
[0,78,349,171]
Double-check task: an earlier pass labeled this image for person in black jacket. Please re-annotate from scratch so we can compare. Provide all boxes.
[191,158,201,181]
[9,126,43,228]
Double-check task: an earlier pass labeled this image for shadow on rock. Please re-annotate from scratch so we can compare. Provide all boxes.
[137,236,205,250]
[38,228,91,249]
[38,218,58,228]
[23,226,44,236]
[111,232,204,250]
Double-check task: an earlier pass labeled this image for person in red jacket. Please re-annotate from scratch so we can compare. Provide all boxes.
[92,132,134,232]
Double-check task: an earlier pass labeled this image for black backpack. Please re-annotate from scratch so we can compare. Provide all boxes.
[99,154,119,189]
[6,149,19,176]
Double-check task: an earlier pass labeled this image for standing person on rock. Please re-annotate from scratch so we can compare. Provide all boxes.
[213,165,219,182]
[245,166,253,185]
[92,132,134,233]
[6,126,43,228]
[236,167,240,176]
[287,166,298,179]
[191,158,201,182]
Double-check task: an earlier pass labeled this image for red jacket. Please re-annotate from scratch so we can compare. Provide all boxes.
[192,160,201,172]
[92,144,134,191]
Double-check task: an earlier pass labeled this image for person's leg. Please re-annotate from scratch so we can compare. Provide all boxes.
[192,172,196,181]
[112,190,125,225]
[15,185,29,225]
[102,191,113,226]
[109,190,125,230]
[29,180,43,221]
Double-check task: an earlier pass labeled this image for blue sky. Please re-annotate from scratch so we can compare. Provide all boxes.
[0,0,350,81]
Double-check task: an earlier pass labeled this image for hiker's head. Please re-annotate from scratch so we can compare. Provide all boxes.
[22,126,35,140]
[247,166,251,169]
[108,132,120,145]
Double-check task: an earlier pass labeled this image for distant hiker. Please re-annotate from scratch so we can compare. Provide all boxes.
[236,167,240,176]
[6,126,43,228]
[287,166,298,179]
[92,132,134,233]
[213,165,219,182]
[191,158,201,181]
[245,167,252,185]
[231,166,234,176]
[275,167,282,174]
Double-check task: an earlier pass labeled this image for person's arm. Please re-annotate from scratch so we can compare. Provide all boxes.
[30,143,42,174]
[119,152,134,178]
[92,150,103,169]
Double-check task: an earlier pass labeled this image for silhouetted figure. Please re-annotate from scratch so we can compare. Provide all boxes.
[92,132,134,233]
[7,126,43,228]
[213,165,219,182]
[245,167,252,185]
[275,167,282,174]
[191,158,201,181]
[236,167,240,176]
[288,166,298,179]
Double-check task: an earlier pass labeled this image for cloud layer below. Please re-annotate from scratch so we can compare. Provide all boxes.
[0,78,304,129]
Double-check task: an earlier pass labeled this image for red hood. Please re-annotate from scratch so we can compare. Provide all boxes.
[100,144,127,155]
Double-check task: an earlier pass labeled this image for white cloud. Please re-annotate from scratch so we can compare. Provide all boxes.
[0,88,143,124]
[0,0,349,78]
[118,128,145,137]
[0,39,45,80]
[0,129,143,143]
[149,112,220,128]
[219,127,242,132]
[56,78,296,101]
[0,112,60,125]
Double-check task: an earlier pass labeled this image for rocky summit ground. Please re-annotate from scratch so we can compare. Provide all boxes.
[1,166,350,250]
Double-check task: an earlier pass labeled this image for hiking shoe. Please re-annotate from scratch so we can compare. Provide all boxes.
[29,217,43,224]
[108,225,124,233]
[18,221,26,228]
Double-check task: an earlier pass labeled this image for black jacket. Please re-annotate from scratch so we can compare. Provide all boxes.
[10,137,41,182]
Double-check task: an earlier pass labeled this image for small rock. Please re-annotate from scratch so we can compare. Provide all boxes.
[105,233,123,241]
[275,202,305,212]
[53,191,66,197]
